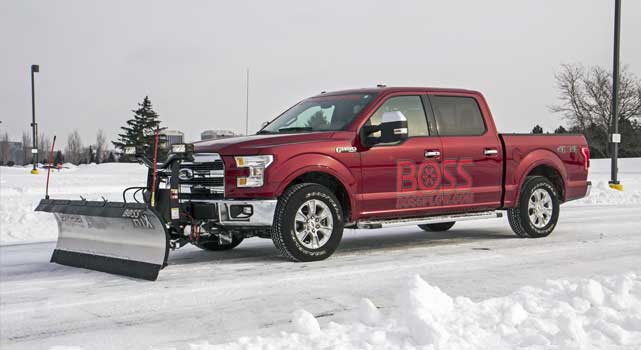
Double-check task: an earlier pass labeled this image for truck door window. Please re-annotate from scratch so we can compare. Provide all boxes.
[431,96,486,136]
[366,95,429,138]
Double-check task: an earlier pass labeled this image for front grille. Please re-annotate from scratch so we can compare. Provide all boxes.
[179,177,224,187]
[179,153,224,201]
[182,161,224,172]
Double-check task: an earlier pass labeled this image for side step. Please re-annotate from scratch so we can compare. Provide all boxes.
[356,210,503,229]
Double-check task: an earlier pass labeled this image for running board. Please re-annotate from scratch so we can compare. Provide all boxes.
[356,211,503,229]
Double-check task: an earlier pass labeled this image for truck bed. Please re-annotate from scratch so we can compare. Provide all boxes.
[499,133,589,208]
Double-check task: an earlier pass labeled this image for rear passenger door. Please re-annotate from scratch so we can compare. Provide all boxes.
[427,94,503,212]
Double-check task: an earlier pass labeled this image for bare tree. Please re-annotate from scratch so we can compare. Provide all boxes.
[95,129,106,164]
[66,130,83,165]
[41,136,52,164]
[550,63,641,157]
[21,131,32,165]
[37,132,52,164]
[551,63,641,129]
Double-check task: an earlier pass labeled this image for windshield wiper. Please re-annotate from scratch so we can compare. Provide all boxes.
[278,127,314,133]
[256,129,276,135]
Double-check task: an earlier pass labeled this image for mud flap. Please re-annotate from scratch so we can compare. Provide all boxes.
[36,199,169,281]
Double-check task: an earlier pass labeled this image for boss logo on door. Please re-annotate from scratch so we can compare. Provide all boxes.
[396,159,474,208]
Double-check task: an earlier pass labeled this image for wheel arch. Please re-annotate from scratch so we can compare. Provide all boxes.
[513,151,567,204]
[273,155,357,222]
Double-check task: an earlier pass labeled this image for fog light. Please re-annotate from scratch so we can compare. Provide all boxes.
[229,205,253,219]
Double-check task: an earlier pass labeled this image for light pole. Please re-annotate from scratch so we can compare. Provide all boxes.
[30,64,40,174]
[609,0,623,191]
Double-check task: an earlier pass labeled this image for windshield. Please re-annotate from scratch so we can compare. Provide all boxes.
[259,93,377,134]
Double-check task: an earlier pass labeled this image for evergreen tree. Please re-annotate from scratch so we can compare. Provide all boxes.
[107,151,117,163]
[88,145,96,163]
[554,125,568,134]
[531,125,544,134]
[112,96,166,161]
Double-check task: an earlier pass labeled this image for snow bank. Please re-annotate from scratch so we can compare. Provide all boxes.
[180,272,641,350]
[0,163,147,245]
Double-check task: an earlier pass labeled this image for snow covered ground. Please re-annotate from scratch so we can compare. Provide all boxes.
[0,163,148,245]
[1,158,640,349]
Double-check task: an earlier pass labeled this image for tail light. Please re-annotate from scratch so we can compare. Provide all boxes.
[580,147,590,171]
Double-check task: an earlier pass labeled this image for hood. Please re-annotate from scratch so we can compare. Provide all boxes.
[193,132,338,155]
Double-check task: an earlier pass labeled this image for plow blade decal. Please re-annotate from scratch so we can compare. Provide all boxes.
[36,199,169,281]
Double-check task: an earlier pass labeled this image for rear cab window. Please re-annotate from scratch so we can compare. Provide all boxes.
[430,96,486,136]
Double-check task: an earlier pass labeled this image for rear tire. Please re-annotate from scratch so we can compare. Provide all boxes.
[194,236,244,251]
[508,176,560,238]
[271,183,344,262]
[418,222,455,232]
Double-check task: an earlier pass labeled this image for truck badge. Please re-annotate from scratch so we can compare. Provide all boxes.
[335,146,357,153]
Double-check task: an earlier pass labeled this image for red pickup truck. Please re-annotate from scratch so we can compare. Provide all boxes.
[188,86,591,261]
[37,86,591,280]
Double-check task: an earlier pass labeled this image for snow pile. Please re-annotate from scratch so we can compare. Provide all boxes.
[0,163,147,245]
[569,157,641,206]
[571,179,641,206]
[188,272,641,350]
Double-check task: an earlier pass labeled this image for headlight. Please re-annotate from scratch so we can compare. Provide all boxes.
[234,155,274,187]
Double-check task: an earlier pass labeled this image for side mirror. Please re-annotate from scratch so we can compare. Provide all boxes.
[360,111,408,147]
[379,111,408,143]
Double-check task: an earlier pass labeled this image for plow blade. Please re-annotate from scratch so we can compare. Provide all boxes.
[36,199,169,281]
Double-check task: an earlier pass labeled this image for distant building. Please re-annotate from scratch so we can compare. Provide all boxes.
[162,130,184,147]
[0,141,25,165]
[201,130,238,141]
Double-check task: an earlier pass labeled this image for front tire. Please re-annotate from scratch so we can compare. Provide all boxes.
[508,176,560,238]
[418,222,455,232]
[271,183,344,262]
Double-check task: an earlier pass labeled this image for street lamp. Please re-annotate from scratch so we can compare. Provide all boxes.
[30,64,39,174]
[609,0,623,191]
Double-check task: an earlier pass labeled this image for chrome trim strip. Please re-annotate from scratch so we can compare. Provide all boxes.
[356,210,502,229]
[191,153,222,163]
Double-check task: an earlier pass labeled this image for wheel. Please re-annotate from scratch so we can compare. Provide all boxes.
[418,222,455,232]
[194,236,244,251]
[508,176,560,238]
[271,183,344,262]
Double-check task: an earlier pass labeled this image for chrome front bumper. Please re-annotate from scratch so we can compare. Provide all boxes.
[216,199,277,227]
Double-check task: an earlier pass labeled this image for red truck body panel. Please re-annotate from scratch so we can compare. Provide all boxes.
[194,87,590,222]
[500,134,590,206]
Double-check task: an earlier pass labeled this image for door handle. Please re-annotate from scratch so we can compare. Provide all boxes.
[424,150,441,158]
[484,148,499,156]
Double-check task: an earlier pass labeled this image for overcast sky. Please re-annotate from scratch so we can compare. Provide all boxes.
[1,0,640,147]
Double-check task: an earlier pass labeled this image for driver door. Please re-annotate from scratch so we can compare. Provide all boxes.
[359,94,444,218]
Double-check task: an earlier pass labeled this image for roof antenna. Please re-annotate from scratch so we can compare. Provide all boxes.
[376,84,386,88]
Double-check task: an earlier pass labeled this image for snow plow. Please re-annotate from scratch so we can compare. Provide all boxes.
[36,200,169,280]
[35,144,229,281]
